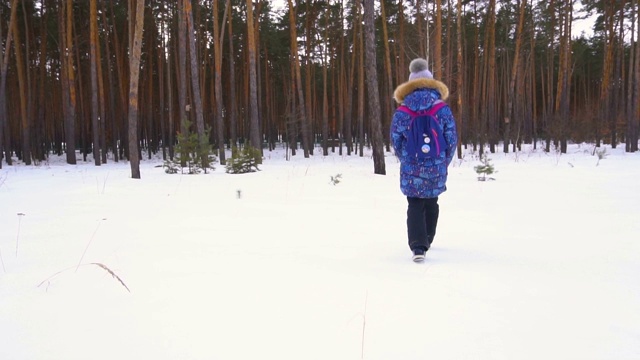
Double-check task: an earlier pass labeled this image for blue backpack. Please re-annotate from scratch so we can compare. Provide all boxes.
[397,101,447,159]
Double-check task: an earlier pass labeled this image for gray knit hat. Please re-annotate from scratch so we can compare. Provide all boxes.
[408,58,433,80]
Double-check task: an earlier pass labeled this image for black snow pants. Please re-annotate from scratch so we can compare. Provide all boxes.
[406,196,439,251]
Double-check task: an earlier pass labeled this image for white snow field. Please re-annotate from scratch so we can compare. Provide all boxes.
[1,143,639,360]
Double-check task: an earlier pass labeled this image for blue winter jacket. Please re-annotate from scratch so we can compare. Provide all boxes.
[390,78,458,198]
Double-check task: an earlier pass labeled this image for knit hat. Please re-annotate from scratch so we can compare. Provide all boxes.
[408,58,433,80]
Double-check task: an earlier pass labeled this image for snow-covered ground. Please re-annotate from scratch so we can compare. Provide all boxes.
[1,143,639,360]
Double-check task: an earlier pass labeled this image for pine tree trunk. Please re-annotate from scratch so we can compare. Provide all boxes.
[227,5,238,152]
[177,0,188,140]
[36,2,48,162]
[321,11,329,157]
[214,0,229,164]
[128,0,145,179]
[634,0,640,152]
[357,0,364,157]
[380,0,393,151]
[304,0,315,155]
[184,0,207,167]
[246,0,261,159]
[434,0,443,80]
[599,1,615,149]
[90,0,101,165]
[102,1,120,161]
[504,0,527,154]
[363,0,385,175]
[455,0,464,157]
[287,0,309,157]
[64,0,77,164]
[0,0,19,167]
[486,0,497,153]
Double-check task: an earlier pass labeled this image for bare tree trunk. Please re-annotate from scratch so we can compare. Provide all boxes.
[64,0,77,164]
[337,1,345,156]
[128,0,145,179]
[633,0,640,152]
[504,0,527,153]
[434,0,443,79]
[214,0,229,164]
[486,0,497,153]
[455,0,464,157]
[95,9,107,164]
[36,1,48,162]
[0,0,19,167]
[380,0,393,151]
[321,11,329,156]
[227,5,238,152]
[357,0,364,157]
[599,0,615,149]
[102,1,119,161]
[246,0,261,158]
[344,1,357,156]
[90,0,101,165]
[304,0,315,154]
[364,0,385,175]
[184,0,207,168]
[177,0,188,138]
[287,0,309,157]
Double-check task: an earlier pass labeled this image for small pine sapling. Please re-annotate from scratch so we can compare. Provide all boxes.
[225,146,262,174]
[474,153,496,181]
[164,121,216,174]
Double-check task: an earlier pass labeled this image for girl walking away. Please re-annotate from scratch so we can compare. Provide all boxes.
[390,58,458,262]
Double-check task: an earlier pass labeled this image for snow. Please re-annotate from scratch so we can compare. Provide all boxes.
[1,143,639,360]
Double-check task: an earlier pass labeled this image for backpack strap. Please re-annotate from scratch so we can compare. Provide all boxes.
[396,105,417,116]
[397,100,447,116]
[425,100,447,115]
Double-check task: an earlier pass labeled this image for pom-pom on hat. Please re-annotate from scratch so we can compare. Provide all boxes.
[408,58,433,80]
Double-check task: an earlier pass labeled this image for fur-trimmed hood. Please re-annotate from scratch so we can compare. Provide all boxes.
[393,78,449,104]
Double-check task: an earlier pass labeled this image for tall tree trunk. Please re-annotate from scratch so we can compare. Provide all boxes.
[177,0,188,138]
[95,7,107,164]
[321,11,329,156]
[344,1,357,156]
[0,0,19,167]
[214,0,229,164]
[102,1,119,161]
[287,0,309,157]
[184,0,208,169]
[64,0,77,164]
[357,0,364,157]
[545,0,556,152]
[380,0,394,151]
[434,0,443,80]
[337,1,345,156]
[599,0,615,148]
[246,0,261,158]
[455,0,464,157]
[557,0,571,153]
[504,0,527,153]
[128,0,145,179]
[486,0,497,153]
[36,1,48,161]
[364,0,385,175]
[227,4,238,152]
[304,0,315,155]
[627,0,636,153]
[633,0,640,152]
[398,0,406,78]
[90,0,101,165]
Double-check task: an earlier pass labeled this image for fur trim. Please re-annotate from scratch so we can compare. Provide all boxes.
[393,78,449,104]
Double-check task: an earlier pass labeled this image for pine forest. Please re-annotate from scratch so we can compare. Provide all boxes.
[0,0,639,177]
